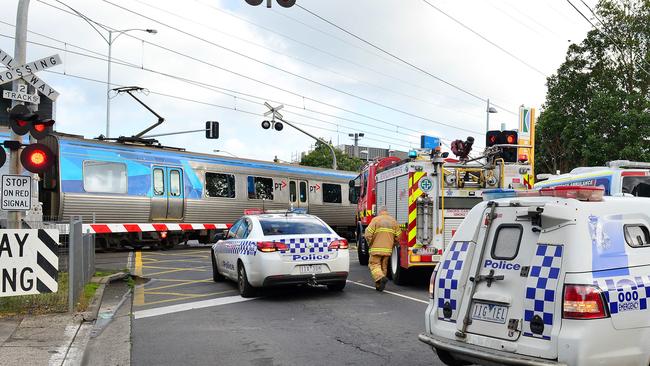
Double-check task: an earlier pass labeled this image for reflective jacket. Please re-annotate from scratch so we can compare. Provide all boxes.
[364,212,401,256]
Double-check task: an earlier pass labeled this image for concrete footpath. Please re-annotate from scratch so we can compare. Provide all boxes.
[0,274,132,366]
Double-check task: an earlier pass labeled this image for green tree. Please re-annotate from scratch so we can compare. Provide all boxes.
[300,140,364,171]
[536,0,650,174]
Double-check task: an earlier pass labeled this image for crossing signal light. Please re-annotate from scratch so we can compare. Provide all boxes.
[276,0,296,7]
[30,119,55,140]
[9,104,36,136]
[485,130,518,163]
[486,130,501,147]
[261,120,271,129]
[20,144,55,173]
[206,121,219,139]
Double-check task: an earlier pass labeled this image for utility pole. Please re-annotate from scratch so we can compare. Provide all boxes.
[348,132,364,158]
[9,0,30,229]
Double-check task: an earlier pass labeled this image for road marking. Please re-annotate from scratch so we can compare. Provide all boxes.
[144,267,206,277]
[145,279,213,292]
[134,283,145,306]
[127,252,133,272]
[133,294,251,319]
[134,250,142,277]
[347,280,429,304]
[136,290,236,307]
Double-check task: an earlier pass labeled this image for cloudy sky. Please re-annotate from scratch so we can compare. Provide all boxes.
[1,0,596,162]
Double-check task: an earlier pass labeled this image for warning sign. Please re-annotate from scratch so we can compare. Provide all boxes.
[1,175,31,211]
[0,229,60,297]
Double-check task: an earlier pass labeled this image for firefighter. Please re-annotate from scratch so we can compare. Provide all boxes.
[364,206,401,291]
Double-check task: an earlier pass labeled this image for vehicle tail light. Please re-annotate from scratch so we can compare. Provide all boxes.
[160,231,168,239]
[429,270,437,299]
[329,239,348,250]
[563,284,608,319]
[257,241,287,252]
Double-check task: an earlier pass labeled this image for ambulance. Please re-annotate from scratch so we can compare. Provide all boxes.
[420,186,650,366]
[535,160,650,197]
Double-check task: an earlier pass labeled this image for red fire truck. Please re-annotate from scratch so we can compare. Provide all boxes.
[351,133,533,284]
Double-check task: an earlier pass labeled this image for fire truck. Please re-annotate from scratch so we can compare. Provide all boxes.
[351,133,534,284]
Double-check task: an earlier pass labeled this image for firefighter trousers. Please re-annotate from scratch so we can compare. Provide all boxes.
[369,254,390,283]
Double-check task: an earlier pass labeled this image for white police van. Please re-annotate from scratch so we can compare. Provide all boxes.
[211,209,349,297]
[420,186,650,366]
[535,160,650,197]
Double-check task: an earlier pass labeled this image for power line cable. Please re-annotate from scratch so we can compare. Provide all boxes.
[295,3,518,115]
[39,0,486,137]
[418,0,547,77]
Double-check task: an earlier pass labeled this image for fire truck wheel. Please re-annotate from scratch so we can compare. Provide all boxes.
[357,228,369,266]
[390,245,409,285]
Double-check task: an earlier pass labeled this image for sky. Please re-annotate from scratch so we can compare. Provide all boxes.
[0,0,597,163]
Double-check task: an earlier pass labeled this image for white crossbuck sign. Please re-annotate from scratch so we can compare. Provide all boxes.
[0,48,60,101]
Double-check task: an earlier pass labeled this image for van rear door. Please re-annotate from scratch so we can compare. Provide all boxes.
[457,203,563,359]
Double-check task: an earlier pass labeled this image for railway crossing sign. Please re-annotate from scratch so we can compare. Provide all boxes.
[1,175,32,211]
[0,48,61,101]
[0,229,60,297]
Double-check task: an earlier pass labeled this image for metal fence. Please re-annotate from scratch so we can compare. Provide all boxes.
[67,216,95,312]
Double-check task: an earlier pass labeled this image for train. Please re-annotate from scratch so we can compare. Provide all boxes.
[23,132,358,248]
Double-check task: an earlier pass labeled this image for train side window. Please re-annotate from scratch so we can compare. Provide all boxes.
[624,224,650,247]
[153,168,164,196]
[247,176,274,200]
[205,172,235,198]
[290,181,297,202]
[323,183,342,204]
[300,182,307,202]
[83,161,127,194]
[169,170,182,197]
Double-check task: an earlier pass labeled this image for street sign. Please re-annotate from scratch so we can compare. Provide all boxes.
[3,90,40,104]
[1,175,32,211]
[0,229,60,297]
[0,48,60,101]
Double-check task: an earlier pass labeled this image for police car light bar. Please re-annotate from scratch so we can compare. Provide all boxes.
[483,186,604,202]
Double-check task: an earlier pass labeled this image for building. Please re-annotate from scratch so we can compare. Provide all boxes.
[338,144,408,161]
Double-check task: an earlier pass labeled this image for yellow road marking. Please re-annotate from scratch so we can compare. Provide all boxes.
[135,250,142,277]
[141,258,208,265]
[144,268,194,277]
[145,291,217,297]
[134,284,145,306]
[143,265,209,271]
[137,290,236,307]
[143,251,209,258]
[145,280,213,292]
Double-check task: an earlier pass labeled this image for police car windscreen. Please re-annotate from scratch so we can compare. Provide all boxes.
[259,218,332,236]
[622,176,650,197]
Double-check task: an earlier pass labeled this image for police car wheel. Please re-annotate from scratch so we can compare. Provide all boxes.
[434,348,469,366]
[237,263,255,298]
[327,281,346,291]
[211,251,224,282]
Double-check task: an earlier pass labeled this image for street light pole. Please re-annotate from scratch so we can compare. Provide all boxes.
[486,98,498,133]
[105,28,157,138]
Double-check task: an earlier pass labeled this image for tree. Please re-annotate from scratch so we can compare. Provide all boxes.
[300,140,364,171]
[536,0,650,174]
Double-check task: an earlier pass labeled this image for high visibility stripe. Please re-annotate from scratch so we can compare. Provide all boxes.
[366,227,376,234]
[407,171,425,247]
[376,228,395,233]
[369,247,392,254]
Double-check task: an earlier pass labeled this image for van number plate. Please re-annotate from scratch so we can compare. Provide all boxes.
[299,265,323,274]
[471,302,508,324]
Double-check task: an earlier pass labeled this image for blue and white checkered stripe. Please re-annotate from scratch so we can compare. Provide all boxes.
[216,241,258,256]
[597,276,650,314]
[437,241,470,323]
[278,237,334,254]
[523,244,563,341]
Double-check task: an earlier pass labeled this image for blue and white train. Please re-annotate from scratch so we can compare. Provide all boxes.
[34,133,357,248]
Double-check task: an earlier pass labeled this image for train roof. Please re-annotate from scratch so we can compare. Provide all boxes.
[51,133,357,180]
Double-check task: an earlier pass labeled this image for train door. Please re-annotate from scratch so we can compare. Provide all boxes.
[289,180,309,208]
[151,166,185,221]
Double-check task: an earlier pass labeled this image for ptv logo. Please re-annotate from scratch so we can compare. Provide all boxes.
[309,184,321,192]
[274,181,287,190]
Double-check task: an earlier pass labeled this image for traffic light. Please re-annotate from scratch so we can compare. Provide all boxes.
[485,130,518,163]
[4,104,57,173]
[20,144,54,173]
[261,120,283,131]
[206,121,219,139]
[261,120,271,129]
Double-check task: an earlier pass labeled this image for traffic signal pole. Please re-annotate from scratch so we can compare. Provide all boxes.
[9,0,30,229]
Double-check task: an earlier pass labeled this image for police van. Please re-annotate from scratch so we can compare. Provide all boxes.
[420,186,650,366]
[535,160,650,197]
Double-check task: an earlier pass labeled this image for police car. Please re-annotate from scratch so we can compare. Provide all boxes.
[210,209,350,297]
[420,186,650,366]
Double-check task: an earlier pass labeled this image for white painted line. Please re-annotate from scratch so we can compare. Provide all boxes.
[133,295,254,320]
[347,280,429,304]
[127,252,133,272]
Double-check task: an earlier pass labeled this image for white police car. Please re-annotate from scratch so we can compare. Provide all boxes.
[210,210,349,297]
[420,186,650,366]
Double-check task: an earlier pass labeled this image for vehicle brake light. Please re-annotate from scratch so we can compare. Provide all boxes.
[563,284,608,319]
[429,270,437,299]
[257,241,287,252]
[244,209,265,215]
[328,239,348,250]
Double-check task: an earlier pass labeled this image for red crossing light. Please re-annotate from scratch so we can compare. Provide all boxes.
[21,144,55,173]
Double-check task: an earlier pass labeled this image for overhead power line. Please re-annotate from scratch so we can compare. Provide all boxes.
[40,0,486,137]
[295,3,518,116]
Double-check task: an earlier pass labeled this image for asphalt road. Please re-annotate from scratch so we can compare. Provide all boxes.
[100,247,445,365]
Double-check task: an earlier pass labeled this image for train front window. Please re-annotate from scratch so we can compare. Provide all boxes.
[622,176,650,197]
